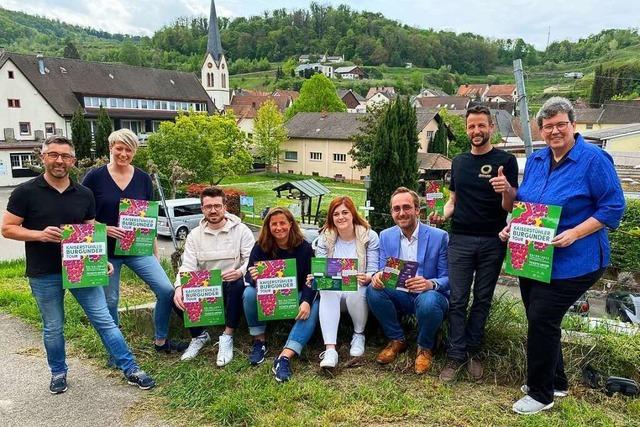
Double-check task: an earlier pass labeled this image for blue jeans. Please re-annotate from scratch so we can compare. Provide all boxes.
[108,256,175,340]
[243,286,320,355]
[29,274,139,376]
[366,286,448,350]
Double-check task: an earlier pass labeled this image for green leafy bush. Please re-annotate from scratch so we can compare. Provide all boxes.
[610,199,640,272]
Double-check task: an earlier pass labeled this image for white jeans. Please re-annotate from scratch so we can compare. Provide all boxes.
[319,286,368,345]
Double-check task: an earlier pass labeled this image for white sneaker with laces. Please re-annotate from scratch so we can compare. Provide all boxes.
[216,334,234,367]
[349,333,365,357]
[319,348,339,368]
[520,384,568,398]
[180,331,210,361]
[512,395,554,415]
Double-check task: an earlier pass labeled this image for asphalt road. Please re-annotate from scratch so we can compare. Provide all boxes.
[0,312,172,427]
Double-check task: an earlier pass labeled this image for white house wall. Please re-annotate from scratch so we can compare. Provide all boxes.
[0,59,66,141]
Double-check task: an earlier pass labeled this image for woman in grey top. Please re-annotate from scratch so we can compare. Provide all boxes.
[312,196,379,369]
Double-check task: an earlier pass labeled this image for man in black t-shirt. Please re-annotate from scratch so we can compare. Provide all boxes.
[1,136,154,394]
[430,105,518,382]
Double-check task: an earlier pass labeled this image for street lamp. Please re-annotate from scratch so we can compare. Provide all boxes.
[364,175,371,200]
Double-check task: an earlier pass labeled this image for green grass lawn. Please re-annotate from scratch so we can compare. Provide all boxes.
[219,172,367,226]
[1,258,639,426]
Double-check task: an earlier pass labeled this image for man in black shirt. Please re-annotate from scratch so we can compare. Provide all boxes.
[431,105,518,382]
[1,136,154,394]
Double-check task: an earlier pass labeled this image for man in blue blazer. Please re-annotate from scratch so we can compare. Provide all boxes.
[367,187,449,374]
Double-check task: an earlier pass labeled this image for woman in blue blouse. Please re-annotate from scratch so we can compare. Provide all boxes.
[83,129,185,355]
[499,97,625,415]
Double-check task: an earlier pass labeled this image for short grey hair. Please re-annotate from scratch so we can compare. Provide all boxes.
[42,135,75,156]
[536,97,575,128]
[108,128,139,152]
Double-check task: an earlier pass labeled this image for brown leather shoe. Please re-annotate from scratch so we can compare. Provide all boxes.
[439,358,462,382]
[376,340,407,364]
[415,348,434,374]
[467,356,484,380]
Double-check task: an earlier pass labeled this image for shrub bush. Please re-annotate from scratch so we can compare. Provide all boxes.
[610,199,640,272]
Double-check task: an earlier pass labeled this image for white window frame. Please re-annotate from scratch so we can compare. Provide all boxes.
[19,122,31,136]
[10,153,34,169]
[284,151,298,161]
[310,152,322,161]
[333,153,347,163]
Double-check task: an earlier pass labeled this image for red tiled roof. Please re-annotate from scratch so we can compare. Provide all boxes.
[457,84,488,97]
[485,84,516,97]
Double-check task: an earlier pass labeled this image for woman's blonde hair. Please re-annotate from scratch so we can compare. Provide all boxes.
[108,129,139,153]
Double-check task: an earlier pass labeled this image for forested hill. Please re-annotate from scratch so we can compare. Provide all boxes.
[2,4,640,77]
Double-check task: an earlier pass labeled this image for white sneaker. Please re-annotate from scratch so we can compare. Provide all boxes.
[349,333,365,357]
[520,384,568,398]
[180,331,210,361]
[319,348,339,368]
[216,334,234,367]
[512,395,554,415]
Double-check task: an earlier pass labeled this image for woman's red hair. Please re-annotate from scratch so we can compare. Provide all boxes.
[322,196,370,232]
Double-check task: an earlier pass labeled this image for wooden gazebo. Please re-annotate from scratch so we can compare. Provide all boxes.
[272,179,331,224]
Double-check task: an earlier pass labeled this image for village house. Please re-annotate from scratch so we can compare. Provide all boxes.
[484,84,517,103]
[295,63,334,79]
[365,86,396,109]
[227,93,294,136]
[413,96,470,110]
[0,0,228,187]
[281,110,453,181]
[334,66,367,80]
[337,89,366,113]
[457,84,489,101]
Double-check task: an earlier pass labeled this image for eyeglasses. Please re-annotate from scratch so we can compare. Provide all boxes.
[202,204,224,211]
[43,152,75,161]
[391,204,416,214]
[541,121,570,134]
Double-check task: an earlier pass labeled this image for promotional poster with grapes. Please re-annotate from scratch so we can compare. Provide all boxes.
[61,223,108,289]
[181,270,225,328]
[424,180,446,216]
[114,198,159,256]
[311,258,358,292]
[505,202,562,283]
[255,259,299,321]
[382,257,419,291]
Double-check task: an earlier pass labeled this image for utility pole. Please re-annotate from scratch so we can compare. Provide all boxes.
[546,26,551,51]
[513,59,533,157]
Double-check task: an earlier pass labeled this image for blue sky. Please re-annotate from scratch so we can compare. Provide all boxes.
[1,0,638,49]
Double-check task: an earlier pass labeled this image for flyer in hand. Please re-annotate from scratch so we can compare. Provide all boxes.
[424,181,446,216]
[114,198,159,256]
[505,201,562,283]
[311,257,358,292]
[181,270,225,327]
[381,257,419,291]
[61,223,108,289]
[255,259,299,321]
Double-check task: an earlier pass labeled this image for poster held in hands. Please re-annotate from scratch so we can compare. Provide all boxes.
[181,270,225,327]
[311,257,358,292]
[255,259,299,321]
[381,257,419,291]
[61,223,108,289]
[505,201,562,283]
[114,198,158,256]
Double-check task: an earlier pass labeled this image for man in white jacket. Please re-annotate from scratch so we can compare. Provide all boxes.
[173,187,255,366]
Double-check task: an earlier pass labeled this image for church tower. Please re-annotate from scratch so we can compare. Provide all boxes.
[201,0,229,110]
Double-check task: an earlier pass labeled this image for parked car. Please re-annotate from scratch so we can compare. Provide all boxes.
[606,291,640,324]
[157,198,203,240]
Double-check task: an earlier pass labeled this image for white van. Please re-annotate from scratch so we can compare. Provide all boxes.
[157,198,203,240]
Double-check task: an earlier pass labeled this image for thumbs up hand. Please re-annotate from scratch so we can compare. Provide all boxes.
[489,165,511,194]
